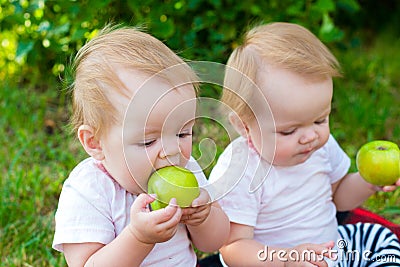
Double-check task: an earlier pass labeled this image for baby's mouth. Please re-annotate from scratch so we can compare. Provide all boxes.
[300,148,312,154]
[151,165,176,175]
[299,146,315,155]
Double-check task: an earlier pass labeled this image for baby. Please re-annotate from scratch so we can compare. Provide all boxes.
[209,22,400,266]
[52,24,229,266]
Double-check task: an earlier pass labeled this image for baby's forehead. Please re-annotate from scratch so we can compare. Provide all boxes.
[102,67,196,118]
[116,67,194,93]
[122,85,197,136]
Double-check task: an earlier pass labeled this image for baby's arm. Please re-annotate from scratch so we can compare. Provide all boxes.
[181,189,230,252]
[332,172,376,211]
[220,222,334,267]
[63,194,182,267]
[332,173,400,211]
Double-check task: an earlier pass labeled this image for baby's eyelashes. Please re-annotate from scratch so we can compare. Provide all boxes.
[277,117,329,136]
[279,129,296,136]
[137,132,192,147]
[315,118,328,124]
[138,139,157,147]
[177,132,192,138]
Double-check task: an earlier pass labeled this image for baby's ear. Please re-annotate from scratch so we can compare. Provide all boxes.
[77,125,104,160]
[228,112,249,138]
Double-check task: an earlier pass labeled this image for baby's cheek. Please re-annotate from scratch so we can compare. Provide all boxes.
[185,150,192,160]
[180,139,193,161]
[271,141,293,165]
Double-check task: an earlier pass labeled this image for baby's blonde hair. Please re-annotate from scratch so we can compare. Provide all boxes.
[223,22,341,121]
[70,24,198,138]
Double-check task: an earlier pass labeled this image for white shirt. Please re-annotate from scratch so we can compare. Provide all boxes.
[209,135,350,247]
[53,156,207,266]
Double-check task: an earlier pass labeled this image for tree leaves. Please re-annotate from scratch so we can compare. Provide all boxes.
[1,0,363,85]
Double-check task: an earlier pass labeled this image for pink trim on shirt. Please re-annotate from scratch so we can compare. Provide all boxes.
[247,137,259,154]
[95,161,113,179]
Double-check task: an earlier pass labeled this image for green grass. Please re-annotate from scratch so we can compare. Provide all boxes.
[330,30,400,223]
[0,85,84,266]
[1,31,399,266]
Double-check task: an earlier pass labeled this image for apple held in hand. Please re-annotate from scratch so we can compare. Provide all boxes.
[147,166,200,210]
[356,140,400,186]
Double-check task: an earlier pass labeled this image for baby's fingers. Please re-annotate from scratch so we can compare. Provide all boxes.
[191,188,211,207]
[131,193,155,214]
[150,198,182,225]
[381,185,397,192]
[308,241,335,255]
[308,259,328,267]
[290,241,334,267]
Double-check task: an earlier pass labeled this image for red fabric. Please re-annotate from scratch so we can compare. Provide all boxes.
[346,208,400,238]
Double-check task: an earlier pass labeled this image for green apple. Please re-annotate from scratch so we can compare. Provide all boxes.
[147,166,200,210]
[356,140,400,186]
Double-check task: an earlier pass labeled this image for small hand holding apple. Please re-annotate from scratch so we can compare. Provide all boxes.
[180,188,212,226]
[128,194,182,244]
[356,140,400,192]
[147,166,200,210]
[147,166,211,226]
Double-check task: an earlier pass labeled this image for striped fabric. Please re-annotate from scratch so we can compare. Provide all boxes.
[337,223,400,266]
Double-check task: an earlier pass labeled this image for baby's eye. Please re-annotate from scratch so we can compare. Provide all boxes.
[177,132,192,138]
[279,129,296,136]
[139,139,156,147]
[315,118,328,125]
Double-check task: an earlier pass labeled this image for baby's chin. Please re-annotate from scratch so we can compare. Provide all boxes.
[270,154,312,167]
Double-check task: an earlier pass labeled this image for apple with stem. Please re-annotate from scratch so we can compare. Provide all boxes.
[147,166,200,210]
[356,140,400,186]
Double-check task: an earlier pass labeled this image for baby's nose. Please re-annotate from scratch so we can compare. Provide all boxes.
[299,128,318,144]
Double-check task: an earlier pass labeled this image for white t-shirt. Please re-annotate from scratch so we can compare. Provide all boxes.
[53,156,207,267]
[209,135,350,247]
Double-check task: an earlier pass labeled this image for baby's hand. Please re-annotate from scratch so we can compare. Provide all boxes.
[180,188,211,226]
[128,194,182,244]
[284,241,335,267]
[380,178,400,192]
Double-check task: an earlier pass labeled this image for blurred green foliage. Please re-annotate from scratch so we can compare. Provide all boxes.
[1,0,365,87]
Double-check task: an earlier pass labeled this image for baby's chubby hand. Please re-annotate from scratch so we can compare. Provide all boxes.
[128,194,182,244]
[180,188,211,226]
[284,241,335,267]
[378,178,400,192]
